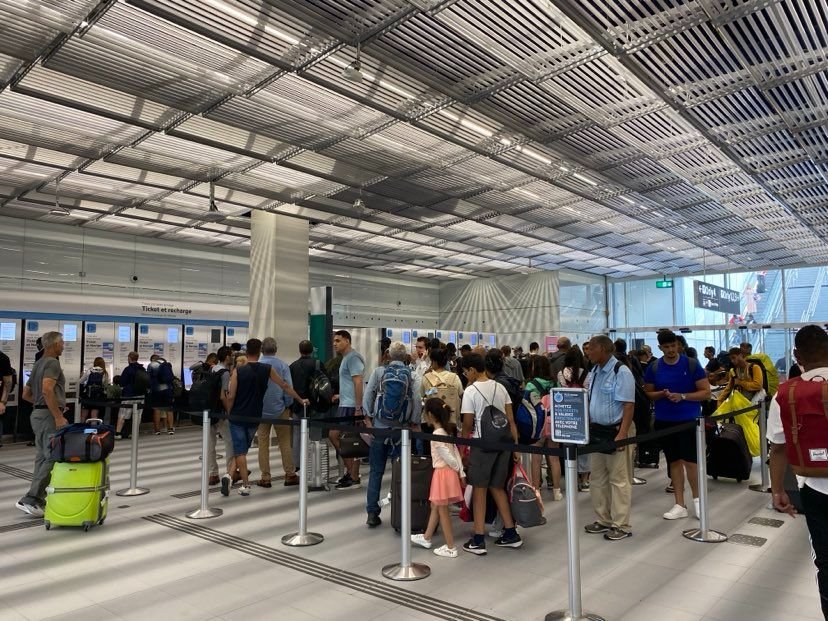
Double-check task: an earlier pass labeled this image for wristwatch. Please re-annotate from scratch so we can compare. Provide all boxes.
[680,394,686,401]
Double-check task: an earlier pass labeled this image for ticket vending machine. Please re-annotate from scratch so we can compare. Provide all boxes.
[137,323,183,379]
[480,333,497,350]
[183,325,225,387]
[0,319,22,407]
[225,326,248,348]
[23,319,82,400]
[84,322,135,381]
[385,328,412,350]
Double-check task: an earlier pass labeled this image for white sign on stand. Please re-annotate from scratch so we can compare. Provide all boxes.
[550,387,590,445]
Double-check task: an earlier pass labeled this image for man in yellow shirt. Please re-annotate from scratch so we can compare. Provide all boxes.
[717,347,764,406]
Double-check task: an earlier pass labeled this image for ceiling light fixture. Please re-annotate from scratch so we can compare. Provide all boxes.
[353,187,365,210]
[209,181,219,212]
[342,42,363,84]
[49,178,71,217]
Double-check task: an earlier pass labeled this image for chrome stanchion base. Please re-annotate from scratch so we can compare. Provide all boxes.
[749,483,771,493]
[545,611,606,620]
[381,562,431,581]
[116,487,150,497]
[682,528,728,543]
[186,507,223,519]
[281,532,324,547]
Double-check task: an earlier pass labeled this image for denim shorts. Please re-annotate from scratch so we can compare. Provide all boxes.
[229,423,256,455]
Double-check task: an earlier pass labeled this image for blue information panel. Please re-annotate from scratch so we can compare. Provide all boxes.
[550,387,590,445]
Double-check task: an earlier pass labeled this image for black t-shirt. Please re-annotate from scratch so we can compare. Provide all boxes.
[705,358,721,373]
[231,362,271,423]
[0,350,12,378]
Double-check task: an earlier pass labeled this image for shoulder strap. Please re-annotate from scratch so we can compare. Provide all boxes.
[314,359,321,372]
[613,360,623,375]
[688,357,698,376]
[528,378,544,393]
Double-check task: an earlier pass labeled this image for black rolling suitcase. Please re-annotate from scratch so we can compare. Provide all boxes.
[391,455,432,533]
[707,422,752,482]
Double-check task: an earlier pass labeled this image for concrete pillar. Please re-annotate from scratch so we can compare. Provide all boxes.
[249,210,309,347]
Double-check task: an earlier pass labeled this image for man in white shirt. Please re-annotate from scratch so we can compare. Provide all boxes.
[768,324,828,619]
[460,352,522,555]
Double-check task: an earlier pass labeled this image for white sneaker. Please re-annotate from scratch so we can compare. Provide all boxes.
[663,504,689,520]
[693,498,700,520]
[15,501,44,517]
[411,534,432,549]
[433,545,458,558]
[553,488,563,501]
[379,492,392,508]
[238,485,251,496]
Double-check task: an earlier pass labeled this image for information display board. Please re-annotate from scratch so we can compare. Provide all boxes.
[0,319,21,406]
[693,280,741,315]
[550,387,589,445]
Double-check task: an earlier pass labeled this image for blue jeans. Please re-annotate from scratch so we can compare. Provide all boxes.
[366,437,400,515]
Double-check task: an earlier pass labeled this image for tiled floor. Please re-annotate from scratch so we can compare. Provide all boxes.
[0,428,821,621]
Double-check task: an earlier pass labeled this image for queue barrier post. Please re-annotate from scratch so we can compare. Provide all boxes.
[750,401,771,493]
[116,399,150,497]
[282,411,324,546]
[186,410,223,519]
[546,445,606,621]
[382,427,430,581]
[682,416,727,543]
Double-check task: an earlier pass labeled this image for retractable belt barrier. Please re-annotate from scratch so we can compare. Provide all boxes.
[176,402,763,615]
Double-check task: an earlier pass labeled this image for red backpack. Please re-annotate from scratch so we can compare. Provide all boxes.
[777,377,828,477]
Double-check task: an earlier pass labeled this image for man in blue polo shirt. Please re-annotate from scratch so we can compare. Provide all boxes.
[583,335,636,541]
[644,331,711,521]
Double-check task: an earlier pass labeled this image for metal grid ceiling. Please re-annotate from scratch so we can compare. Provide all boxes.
[1,0,827,280]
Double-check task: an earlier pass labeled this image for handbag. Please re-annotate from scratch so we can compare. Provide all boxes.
[508,462,546,528]
[338,430,370,459]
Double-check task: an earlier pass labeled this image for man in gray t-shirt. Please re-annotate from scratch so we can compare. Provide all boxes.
[17,331,67,517]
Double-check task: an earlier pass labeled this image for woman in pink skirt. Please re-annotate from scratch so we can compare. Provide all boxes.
[411,398,465,558]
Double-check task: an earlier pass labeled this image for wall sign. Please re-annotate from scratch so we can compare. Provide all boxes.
[551,387,590,445]
[693,280,741,315]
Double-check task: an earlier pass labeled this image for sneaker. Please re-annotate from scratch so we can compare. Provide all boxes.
[462,538,487,556]
[283,475,299,487]
[366,512,382,528]
[663,504,689,520]
[336,473,352,486]
[579,481,590,491]
[632,477,647,486]
[665,483,674,494]
[693,498,700,519]
[604,527,632,541]
[495,533,523,548]
[154,431,161,436]
[220,473,231,497]
[546,476,554,491]
[379,492,392,508]
[115,433,123,440]
[487,528,504,539]
[584,521,611,534]
[238,485,251,496]
[433,545,458,558]
[335,477,361,490]
[15,501,44,517]
[411,534,433,549]
[208,475,220,486]
[168,428,175,435]
[553,488,563,501]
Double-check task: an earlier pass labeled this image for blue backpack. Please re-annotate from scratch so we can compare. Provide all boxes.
[515,379,547,444]
[375,364,412,423]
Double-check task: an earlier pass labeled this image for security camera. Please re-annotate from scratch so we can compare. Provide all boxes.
[131,275,139,283]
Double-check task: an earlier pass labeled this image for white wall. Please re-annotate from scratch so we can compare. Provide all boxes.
[0,216,441,329]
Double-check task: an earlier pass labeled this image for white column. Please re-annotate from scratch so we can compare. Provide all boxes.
[249,211,309,346]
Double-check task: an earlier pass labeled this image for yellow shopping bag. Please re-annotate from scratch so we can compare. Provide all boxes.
[713,391,760,457]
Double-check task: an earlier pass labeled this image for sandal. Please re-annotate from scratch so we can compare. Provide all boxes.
[256,479,272,488]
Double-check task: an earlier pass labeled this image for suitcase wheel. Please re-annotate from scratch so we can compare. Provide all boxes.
[44,521,51,530]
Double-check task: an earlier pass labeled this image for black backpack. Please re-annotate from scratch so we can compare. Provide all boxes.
[309,360,333,414]
[188,368,227,424]
[81,370,106,401]
[474,383,513,452]
[132,367,151,397]
[494,372,522,412]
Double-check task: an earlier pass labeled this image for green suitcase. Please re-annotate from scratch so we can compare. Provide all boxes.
[44,459,109,531]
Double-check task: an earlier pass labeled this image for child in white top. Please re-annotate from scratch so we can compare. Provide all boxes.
[411,397,465,558]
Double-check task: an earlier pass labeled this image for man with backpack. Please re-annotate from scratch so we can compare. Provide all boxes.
[114,352,150,440]
[643,331,711,521]
[289,340,327,468]
[716,347,765,406]
[148,355,175,435]
[460,352,522,555]
[768,325,828,619]
[583,335,636,541]
[741,341,778,398]
[363,340,420,527]
[330,330,365,491]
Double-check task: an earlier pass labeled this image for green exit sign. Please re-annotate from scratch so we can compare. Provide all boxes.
[656,279,674,289]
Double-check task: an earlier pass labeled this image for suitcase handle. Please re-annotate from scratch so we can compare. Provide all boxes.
[86,418,104,426]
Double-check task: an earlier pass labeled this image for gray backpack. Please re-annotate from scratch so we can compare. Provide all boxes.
[509,462,546,528]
